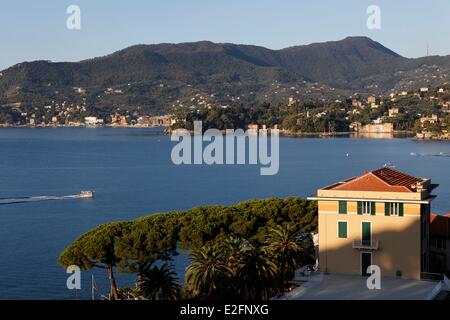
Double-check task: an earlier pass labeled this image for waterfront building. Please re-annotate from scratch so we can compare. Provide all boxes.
[359,123,394,134]
[308,167,437,280]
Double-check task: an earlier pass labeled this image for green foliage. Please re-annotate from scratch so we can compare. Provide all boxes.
[265,225,311,290]
[115,213,179,273]
[185,243,231,298]
[58,197,317,300]
[184,225,313,300]
[58,221,131,270]
[234,243,279,300]
[2,38,450,124]
[137,263,180,300]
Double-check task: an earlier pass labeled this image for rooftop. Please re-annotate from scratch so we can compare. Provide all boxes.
[430,213,450,238]
[279,273,441,300]
[324,167,428,193]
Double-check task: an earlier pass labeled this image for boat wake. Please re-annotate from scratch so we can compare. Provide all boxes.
[0,191,94,205]
[410,152,450,157]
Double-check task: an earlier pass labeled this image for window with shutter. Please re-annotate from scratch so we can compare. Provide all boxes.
[386,203,403,216]
[339,201,347,214]
[370,202,376,215]
[338,221,347,238]
[360,202,373,215]
[399,203,404,216]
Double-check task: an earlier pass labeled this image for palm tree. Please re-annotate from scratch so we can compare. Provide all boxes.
[137,263,180,300]
[266,225,309,291]
[185,244,230,298]
[222,237,247,276]
[236,243,278,300]
[219,237,249,298]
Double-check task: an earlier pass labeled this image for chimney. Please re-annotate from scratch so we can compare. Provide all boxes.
[416,182,424,192]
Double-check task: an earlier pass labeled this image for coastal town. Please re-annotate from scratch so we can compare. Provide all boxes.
[1,83,449,140]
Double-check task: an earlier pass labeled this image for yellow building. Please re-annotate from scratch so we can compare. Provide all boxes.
[308,167,437,280]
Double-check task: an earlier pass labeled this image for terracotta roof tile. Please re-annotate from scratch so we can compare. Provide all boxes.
[430,213,450,238]
[330,167,424,193]
[372,167,422,190]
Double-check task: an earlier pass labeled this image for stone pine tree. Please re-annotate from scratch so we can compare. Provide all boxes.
[115,213,179,283]
[58,221,131,300]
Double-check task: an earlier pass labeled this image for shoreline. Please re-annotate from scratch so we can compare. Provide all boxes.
[2,125,450,141]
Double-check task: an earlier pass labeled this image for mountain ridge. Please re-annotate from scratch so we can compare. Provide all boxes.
[1,36,450,114]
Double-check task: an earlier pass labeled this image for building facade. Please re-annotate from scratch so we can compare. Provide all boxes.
[308,167,437,280]
[430,213,450,276]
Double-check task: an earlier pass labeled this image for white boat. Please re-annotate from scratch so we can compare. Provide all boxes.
[79,190,94,198]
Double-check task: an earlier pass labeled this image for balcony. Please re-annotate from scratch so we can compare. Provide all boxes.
[352,240,379,250]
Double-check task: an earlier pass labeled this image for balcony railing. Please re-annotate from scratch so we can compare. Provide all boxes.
[352,240,379,250]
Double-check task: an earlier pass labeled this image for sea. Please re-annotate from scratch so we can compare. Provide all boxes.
[0,128,449,299]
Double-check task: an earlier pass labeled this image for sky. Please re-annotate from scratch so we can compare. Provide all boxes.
[1,0,450,70]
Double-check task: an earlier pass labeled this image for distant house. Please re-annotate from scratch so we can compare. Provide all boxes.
[288,97,296,106]
[419,87,429,98]
[352,99,362,108]
[247,124,259,135]
[442,101,450,113]
[416,131,434,139]
[389,108,400,117]
[359,123,394,133]
[84,117,103,126]
[367,96,376,105]
[372,117,384,125]
[73,87,86,94]
[136,115,173,127]
[349,121,362,132]
[420,114,439,125]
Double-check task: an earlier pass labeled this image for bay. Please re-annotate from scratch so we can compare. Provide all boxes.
[0,128,449,299]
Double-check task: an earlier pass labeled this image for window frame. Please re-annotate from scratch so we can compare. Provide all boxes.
[337,221,348,239]
[389,202,400,216]
[338,200,347,214]
[362,201,371,215]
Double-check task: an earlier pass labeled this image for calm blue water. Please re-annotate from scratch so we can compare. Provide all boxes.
[0,128,450,299]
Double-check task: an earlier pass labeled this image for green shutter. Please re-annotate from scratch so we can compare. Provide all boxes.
[339,201,347,214]
[338,221,347,238]
[399,203,404,216]
[357,201,362,215]
[371,202,376,215]
[385,203,390,216]
[362,222,371,241]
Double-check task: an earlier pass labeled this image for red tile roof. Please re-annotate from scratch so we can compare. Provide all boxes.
[329,167,424,193]
[430,214,450,238]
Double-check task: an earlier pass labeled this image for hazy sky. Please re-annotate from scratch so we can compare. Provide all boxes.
[1,0,450,70]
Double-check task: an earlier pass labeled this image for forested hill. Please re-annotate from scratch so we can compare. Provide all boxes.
[1,36,450,114]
